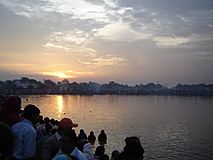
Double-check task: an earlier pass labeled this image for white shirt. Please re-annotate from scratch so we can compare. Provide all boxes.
[54,147,87,160]
[11,119,37,159]
[83,143,94,160]
[71,147,87,160]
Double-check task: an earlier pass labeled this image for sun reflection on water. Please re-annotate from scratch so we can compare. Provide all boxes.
[57,95,64,118]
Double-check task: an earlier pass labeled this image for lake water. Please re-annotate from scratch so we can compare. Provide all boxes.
[21,95,213,160]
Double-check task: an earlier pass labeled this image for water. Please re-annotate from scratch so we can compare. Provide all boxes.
[21,95,213,160]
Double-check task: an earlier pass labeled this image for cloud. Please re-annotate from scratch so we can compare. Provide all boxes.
[94,21,152,41]
[153,36,190,47]
[44,31,96,53]
[79,55,124,66]
[152,33,213,48]
[0,0,48,18]
[0,0,111,22]
[44,42,70,50]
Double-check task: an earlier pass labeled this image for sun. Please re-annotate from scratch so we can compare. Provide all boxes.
[55,72,70,79]
[41,71,73,79]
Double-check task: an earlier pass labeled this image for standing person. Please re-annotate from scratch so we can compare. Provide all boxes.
[0,122,14,160]
[117,136,144,160]
[94,145,108,160]
[53,129,86,160]
[41,118,78,160]
[98,130,107,145]
[11,104,40,160]
[110,150,119,160]
[88,131,96,145]
[78,129,87,142]
[0,96,22,127]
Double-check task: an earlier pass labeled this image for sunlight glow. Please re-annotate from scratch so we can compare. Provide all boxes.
[41,71,74,79]
[57,96,63,118]
[55,73,70,79]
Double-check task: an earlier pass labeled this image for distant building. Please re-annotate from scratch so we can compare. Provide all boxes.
[14,79,38,89]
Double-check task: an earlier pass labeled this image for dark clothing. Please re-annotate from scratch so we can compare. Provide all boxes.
[88,134,96,145]
[78,132,87,141]
[41,134,60,160]
[117,152,143,160]
[98,132,107,145]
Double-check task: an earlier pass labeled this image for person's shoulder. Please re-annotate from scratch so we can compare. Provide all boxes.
[44,134,57,146]
[11,120,28,130]
[72,147,86,158]
[53,154,69,160]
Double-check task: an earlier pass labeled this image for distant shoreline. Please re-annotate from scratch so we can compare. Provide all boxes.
[1,77,213,97]
[2,93,213,97]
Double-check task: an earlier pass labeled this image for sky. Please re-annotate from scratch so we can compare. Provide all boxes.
[0,0,213,86]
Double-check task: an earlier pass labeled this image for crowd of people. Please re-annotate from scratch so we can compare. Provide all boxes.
[0,95,144,160]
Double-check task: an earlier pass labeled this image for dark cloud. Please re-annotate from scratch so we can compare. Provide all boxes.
[118,0,213,13]
[117,0,213,37]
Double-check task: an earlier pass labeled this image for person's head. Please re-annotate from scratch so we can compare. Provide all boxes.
[50,118,55,125]
[60,129,77,154]
[101,130,105,134]
[39,115,44,124]
[23,104,40,125]
[4,96,22,113]
[124,136,144,159]
[111,150,120,160]
[88,131,96,145]
[0,122,14,158]
[45,123,53,134]
[58,118,78,135]
[80,129,85,134]
[44,117,50,125]
[95,145,105,157]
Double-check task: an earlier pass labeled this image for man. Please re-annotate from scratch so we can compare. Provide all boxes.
[11,104,40,160]
[0,96,22,127]
[0,122,14,160]
[41,118,78,160]
[117,136,144,160]
[98,130,107,145]
[53,129,86,160]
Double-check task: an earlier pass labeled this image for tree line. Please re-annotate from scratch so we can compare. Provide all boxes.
[0,77,213,96]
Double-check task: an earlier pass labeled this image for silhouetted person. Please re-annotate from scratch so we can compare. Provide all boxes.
[78,129,88,142]
[118,136,144,160]
[111,150,119,160]
[0,122,14,160]
[88,131,96,145]
[98,130,107,145]
[0,96,22,127]
[94,146,105,160]
[94,145,109,160]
